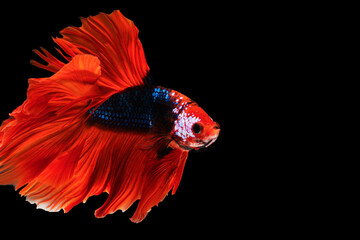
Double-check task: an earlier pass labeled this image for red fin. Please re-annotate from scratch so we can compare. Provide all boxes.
[31,47,66,73]
[35,139,86,186]
[0,54,104,187]
[32,10,150,91]
[52,54,101,83]
[171,151,189,195]
[21,54,103,120]
[16,128,150,214]
[130,149,188,223]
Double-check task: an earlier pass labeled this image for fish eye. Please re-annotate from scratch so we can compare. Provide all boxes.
[192,123,202,134]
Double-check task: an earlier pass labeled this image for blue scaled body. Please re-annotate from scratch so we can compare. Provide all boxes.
[88,86,177,131]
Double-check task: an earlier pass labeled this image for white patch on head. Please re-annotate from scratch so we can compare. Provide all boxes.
[174,106,201,142]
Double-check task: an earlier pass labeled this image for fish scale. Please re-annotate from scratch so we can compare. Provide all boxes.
[88,86,184,130]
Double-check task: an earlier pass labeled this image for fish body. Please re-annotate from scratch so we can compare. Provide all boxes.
[89,86,181,132]
[0,10,219,223]
[89,85,219,150]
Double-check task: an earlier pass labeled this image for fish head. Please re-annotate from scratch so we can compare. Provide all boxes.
[170,103,220,151]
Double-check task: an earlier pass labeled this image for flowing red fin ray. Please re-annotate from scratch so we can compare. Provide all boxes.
[52,37,81,58]
[32,10,150,92]
[51,54,101,83]
[31,47,66,73]
[17,129,151,215]
[171,151,189,195]
[130,149,188,223]
[0,119,83,188]
[74,13,138,88]
[54,46,72,62]
[35,139,86,187]
[16,125,114,213]
[94,134,148,218]
[58,27,101,57]
[104,12,145,86]
[0,54,104,187]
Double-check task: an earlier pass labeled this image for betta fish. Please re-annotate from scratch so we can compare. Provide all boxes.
[0,10,220,223]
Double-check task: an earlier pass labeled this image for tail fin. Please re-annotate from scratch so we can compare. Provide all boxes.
[0,54,102,188]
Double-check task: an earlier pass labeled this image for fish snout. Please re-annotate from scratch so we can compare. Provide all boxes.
[202,122,220,148]
[212,122,220,138]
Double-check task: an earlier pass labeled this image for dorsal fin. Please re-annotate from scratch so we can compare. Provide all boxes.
[31,10,150,92]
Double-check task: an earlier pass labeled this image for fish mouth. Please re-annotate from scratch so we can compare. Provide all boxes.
[170,133,219,151]
[197,137,218,149]
[171,139,215,151]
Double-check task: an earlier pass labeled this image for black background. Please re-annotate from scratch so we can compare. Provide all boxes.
[0,1,307,237]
